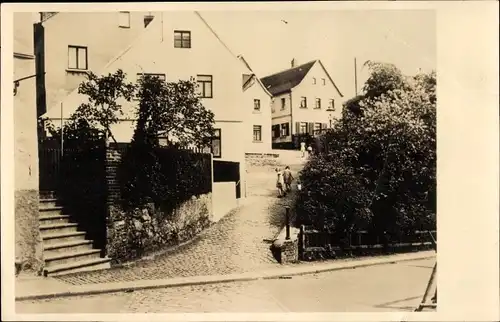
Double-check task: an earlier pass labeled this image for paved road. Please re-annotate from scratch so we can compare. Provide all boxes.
[54,165,300,285]
[16,258,435,313]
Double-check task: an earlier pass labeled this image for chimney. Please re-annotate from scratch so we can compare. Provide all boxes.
[291,58,296,68]
[144,13,155,28]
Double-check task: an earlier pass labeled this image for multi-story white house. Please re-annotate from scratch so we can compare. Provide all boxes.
[239,55,273,154]
[261,59,344,149]
[43,11,251,199]
[35,11,158,119]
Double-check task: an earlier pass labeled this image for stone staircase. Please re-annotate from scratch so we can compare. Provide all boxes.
[39,195,111,276]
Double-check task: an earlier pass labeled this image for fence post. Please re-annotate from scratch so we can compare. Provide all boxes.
[285,206,290,240]
[299,225,305,260]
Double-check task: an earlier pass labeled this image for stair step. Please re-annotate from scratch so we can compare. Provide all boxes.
[43,240,94,257]
[40,191,57,199]
[40,198,59,208]
[42,231,87,245]
[44,257,111,277]
[44,249,102,268]
[40,223,79,235]
[39,214,71,225]
[39,206,64,216]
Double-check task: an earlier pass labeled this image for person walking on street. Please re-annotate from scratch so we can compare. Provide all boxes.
[275,168,285,198]
[283,166,294,193]
[307,145,313,158]
[300,141,306,158]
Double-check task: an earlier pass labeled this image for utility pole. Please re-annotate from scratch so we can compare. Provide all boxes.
[354,57,358,96]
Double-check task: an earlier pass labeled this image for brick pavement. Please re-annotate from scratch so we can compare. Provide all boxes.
[53,168,300,286]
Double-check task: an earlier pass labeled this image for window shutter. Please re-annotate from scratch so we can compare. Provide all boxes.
[295,122,300,135]
[308,122,314,135]
[285,123,290,136]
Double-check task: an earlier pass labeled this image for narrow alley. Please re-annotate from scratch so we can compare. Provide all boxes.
[53,152,305,286]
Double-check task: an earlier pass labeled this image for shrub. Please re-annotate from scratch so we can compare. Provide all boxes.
[296,62,436,243]
[117,146,212,214]
[118,74,215,212]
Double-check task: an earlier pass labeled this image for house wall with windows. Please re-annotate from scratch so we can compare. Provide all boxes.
[265,60,344,149]
[13,12,43,273]
[270,92,293,146]
[243,76,272,153]
[44,11,249,198]
[290,61,343,136]
[40,11,155,115]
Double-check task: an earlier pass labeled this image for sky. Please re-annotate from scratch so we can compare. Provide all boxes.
[201,10,436,99]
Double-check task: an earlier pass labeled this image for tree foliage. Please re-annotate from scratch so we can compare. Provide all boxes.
[118,75,216,210]
[132,75,215,148]
[43,69,136,146]
[297,62,436,241]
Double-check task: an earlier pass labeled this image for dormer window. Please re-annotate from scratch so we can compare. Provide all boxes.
[174,30,191,48]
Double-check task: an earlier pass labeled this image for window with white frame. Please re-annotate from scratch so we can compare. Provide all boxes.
[196,75,213,98]
[211,129,221,158]
[312,77,316,85]
[254,99,261,111]
[315,98,321,109]
[299,122,308,134]
[119,11,130,28]
[300,97,307,108]
[68,45,88,70]
[280,123,289,137]
[253,125,262,142]
[281,97,286,110]
[322,78,326,85]
[314,123,322,135]
[328,98,335,111]
[174,30,191,48]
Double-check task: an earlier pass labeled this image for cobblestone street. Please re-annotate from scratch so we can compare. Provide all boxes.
[16,258,435,313]
[54,161,301,285]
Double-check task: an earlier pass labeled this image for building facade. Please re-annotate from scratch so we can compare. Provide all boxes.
[261,60,344,149]
[35,11,157,119]
[43,11,251,199]
[239,56,273,154]
[14,12,44,273]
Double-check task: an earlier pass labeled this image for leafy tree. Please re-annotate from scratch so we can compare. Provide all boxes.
[43,69,136,145]
[119,75,216,209]
[132,75,216,148]
[297,62,436,243]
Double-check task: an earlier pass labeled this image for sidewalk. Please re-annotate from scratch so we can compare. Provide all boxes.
[16,250,435,301]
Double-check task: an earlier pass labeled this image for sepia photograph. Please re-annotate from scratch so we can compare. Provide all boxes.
[1,2,498,320]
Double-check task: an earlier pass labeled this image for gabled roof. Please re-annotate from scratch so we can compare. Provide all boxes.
[238,55,272,97]
[260,60,316,96]
[43,11,249,120]
[260,59,344,98]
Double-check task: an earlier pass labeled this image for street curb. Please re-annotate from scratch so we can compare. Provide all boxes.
[15,251,435,302]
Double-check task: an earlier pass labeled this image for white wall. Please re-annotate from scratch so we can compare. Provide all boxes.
[290,61,344,134]
[46,12,249,200]
[212,182,236,222]
[243,77,272,153]
[42,12,154,113]
[14,13,39,192]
